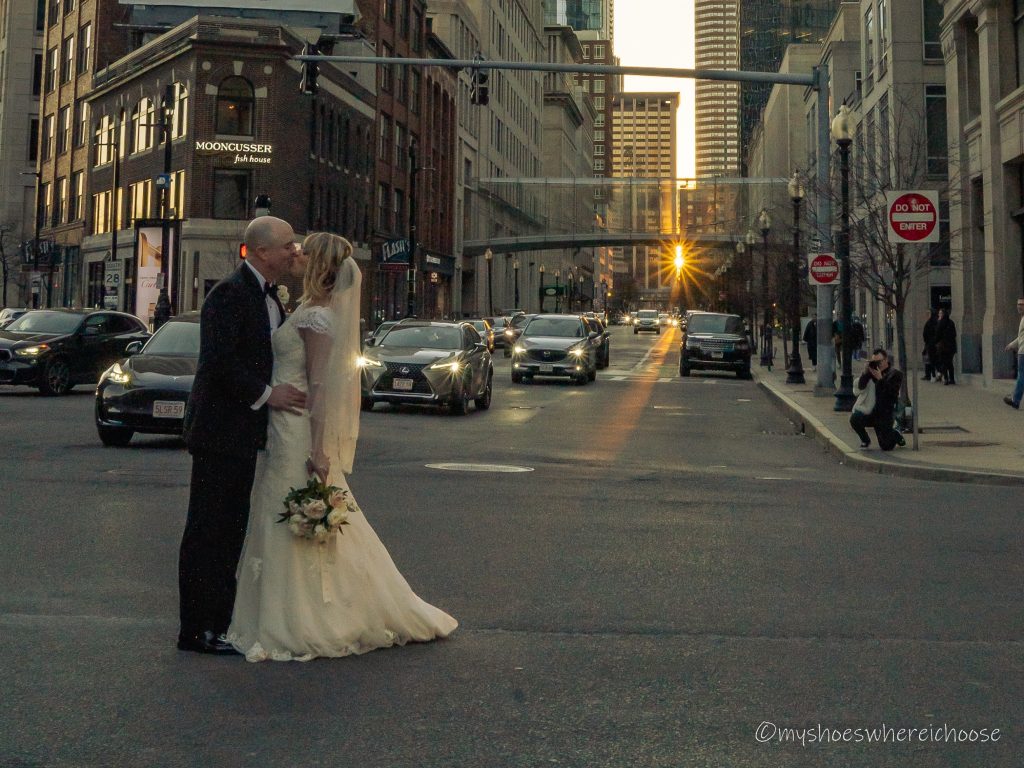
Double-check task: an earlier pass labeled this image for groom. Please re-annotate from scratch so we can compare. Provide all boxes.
[177,216,306,654]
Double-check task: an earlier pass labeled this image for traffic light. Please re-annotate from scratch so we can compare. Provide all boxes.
[470,65,489,106]
[299,42,320,95]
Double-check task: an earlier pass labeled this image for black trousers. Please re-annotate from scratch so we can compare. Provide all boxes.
[850,410,902,450]
[178,449,258,638]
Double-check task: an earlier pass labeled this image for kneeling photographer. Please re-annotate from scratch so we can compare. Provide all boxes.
[850,348,906,451]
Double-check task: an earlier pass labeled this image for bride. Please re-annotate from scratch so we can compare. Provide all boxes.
[228,232,457,662]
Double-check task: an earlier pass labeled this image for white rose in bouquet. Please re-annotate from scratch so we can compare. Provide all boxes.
[328,489,347,509]
[303,499,327,520]
[288,501,301,515]
[313,524,329,541]
[326,508,348,527]
[288,519,304,536]
[277,284,290,305]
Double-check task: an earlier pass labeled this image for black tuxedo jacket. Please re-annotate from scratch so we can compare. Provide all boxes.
[183,263,284,456]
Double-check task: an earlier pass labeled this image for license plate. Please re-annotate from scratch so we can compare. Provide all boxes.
[711,351,724,359]
[153,400,185,418]
[539,364,554,373]
[392,378,414,391]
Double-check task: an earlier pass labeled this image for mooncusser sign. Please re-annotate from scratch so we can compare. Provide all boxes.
[194,140,272,166]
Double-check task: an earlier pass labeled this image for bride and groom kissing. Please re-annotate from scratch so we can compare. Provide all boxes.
[176,216,457,661]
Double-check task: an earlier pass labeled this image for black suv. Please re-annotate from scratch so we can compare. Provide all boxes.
[679,312,752,379]
[0,309,150,395]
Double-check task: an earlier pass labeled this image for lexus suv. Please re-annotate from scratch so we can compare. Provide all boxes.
[679,311,752,379]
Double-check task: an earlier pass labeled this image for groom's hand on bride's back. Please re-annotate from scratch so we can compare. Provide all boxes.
[267,384,306,414]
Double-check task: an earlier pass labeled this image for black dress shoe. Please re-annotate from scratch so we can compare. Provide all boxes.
[1005,395,1020,410]
[177,630,240,655]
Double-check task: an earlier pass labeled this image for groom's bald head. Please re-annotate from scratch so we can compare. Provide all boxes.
[244,216,296,282]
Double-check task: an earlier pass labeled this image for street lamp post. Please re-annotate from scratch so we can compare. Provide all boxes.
[744,231,756,345]
[484,247,493,315]
[786,172,806,384]
[153,86,176,330]
[555,269,561,313]
[538,264,545,312]
[407,140,419,318]
[579,276,585,310]
[512,257,519,308]
[20,171,43,306]
[758,209,772,367]
[832,104,857,411]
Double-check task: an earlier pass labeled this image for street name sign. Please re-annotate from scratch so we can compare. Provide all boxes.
[886,190,940,243]
[808,253,840,285]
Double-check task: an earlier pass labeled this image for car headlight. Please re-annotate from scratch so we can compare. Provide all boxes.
[513,344,526,355]
[569,346,586,357]
[429,359,463,373]
[105,362,132,385]
[685,338,699,349]
[356,356,383,369]
[504,329,514,337]
[14,343,49,357]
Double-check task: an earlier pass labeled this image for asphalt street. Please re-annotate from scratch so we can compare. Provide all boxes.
[1,326,1021,768]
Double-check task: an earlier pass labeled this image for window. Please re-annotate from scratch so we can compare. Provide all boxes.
[41,113,54,160]
[594,96,604,110]
[923,0,943,60]
[878,0,889,51]
[383,0,394,22]
[412,7,423,51]
[40,181,51,227]
[381,43,393,92]
[63,0,74,12]
[77,23,91,74]
[128,180,152,224]
[60,35,73,83]
[47,0,57,26]
[131,98,155,153]
[878,93,890,186]
[168,170,185,218]
[393,188,404,229]
[57,105,70,154]
[69,170,82,221]
[395,57,407,103]
[215,77,254,135]
[864,6,874,82]
[394,123,405,169]
[93,114,115,165]
[212,169,251,218]
[593,80,605,94]
[171,82,188,138]
[32,53,42,95]
[73,102,87,147]
[925,84,948,176]
[55,177,67,225]
[379,117,390,160]
[44,46,56,91]
[409,70,421,113]
[594,44,605,58]
[29,117,38,161]
[92,190,110,234]
[378,183,389,229]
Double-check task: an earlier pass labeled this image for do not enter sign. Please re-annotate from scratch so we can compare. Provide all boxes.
[808,253,840,286]
[886,190,940,243]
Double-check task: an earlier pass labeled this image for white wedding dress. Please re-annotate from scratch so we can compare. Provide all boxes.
[227,303,457,662]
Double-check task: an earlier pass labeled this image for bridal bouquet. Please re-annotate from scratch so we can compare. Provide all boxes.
[278,477,355,541]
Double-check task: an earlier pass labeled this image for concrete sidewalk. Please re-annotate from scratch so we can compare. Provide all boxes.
[754,359,1024,485]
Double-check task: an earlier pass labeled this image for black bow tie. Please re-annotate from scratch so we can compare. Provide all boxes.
[264,282,277,297]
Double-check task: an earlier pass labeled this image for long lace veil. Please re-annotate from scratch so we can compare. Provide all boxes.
[316,256,362,476]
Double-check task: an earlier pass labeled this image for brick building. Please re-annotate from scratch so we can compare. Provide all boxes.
[78,14,377,323]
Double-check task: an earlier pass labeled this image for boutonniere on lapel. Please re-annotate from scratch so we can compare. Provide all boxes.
[277,285,290,306]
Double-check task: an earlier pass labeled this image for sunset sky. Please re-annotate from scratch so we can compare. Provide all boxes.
[615,1,696,179]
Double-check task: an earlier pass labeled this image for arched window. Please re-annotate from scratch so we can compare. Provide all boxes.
[215,76,254,135]
[171,82,189,139]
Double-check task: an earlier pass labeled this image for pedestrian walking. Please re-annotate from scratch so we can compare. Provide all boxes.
[850,318,866,360]
[803,318,817,367]
[849,348,906,451]
[922,308,938,381]
[1003,297,1024,409]
[935,308,958,384]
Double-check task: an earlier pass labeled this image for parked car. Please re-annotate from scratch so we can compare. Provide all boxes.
[0,309,150,395]
[364,320,400,348]
[511,314,598,385]
[584,314,610,368]
[679,311,752,379]
[0,308,29,329]
[358,320,493,415]
[633,309,660,334]
[466,318,496,352]
[94,312,200,446]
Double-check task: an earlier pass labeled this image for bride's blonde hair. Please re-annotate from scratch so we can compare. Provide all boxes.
[301,232,354,303]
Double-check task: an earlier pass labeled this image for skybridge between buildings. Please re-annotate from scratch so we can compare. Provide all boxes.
[462,176,795,256]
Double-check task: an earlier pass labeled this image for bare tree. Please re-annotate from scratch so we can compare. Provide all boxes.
[817,87,965,408]
[0,224,16,308]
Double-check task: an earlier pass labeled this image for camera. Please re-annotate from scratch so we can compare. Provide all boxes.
[868,360,880,370]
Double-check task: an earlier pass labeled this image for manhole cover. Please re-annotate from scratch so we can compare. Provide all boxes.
[426,463,534,473]
[927,440,999,448]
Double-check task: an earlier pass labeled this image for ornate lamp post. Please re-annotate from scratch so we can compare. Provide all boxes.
[758,209,772,367]
[512,257,520,308]
[554,269,561,312]
[786,171,806,384]
[744,231,756,344]
[832,104,856,411]
[484,247,493,316]
[538,264,545,312]
[579,276,585,310]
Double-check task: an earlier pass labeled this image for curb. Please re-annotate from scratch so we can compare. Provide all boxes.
[755,377,1024,487]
